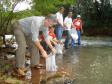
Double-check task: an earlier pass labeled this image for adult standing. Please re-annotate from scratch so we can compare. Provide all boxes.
[64,12,73,49]
[55,7,65,41]
[73,15,83,45]
[12,14,57,76]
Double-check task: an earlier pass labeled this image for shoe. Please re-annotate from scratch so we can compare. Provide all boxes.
[21,67,27,72]
[31,64,45,69]
[65,47,69,49]
[38,64,44,67]
[71,45,75,48]
[15,68,25,76]
[78,42,81,45]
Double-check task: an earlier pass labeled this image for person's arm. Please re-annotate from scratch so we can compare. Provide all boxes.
[72,19,77,29]
[71,22,75,29]
[34,40,48,58]
[52,40,58,45]
[44,33,56,54]
[43,21,56,53]
[63,17,68,29]
[80,20,83,34]
[31,19,48,58]
[45,39,56,53]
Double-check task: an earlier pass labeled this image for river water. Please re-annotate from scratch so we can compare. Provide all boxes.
[31,37,112,84]
[62,37,112,84]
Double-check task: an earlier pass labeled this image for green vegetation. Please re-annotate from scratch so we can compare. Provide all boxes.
[33,0,75,15]
[0,0,112,38]
[75,0,112,36]
[0,0,75,34]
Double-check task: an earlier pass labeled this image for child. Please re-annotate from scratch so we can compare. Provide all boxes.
[49,26,63,54]
[39,31,51,54]
[49,25,58,46]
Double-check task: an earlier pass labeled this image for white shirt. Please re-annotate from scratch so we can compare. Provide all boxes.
[18,16,49,42]
[64,16,73,30]
[56,12,63,26]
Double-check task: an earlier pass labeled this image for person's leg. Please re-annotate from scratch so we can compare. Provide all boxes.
[12,22,26,76]
[64,30,69,49]
[31,44,40,66]
[77,30,81,45]
[56,25,63,40]
[55,25,59,40]
[26,36,40,67]
[71,38,75,48]
[59,26,63,41]
[13,22,26,69]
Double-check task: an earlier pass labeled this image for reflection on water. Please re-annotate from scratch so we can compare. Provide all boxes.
[62,47,81,79]
[31,68,41,84]
[75,46,112,84]
[30,39,112,84]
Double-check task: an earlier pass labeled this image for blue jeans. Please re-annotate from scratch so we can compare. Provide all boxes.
[77,30,81,45]
[55,25,63,40]
[64,30,70,48]
[71,38,75,48]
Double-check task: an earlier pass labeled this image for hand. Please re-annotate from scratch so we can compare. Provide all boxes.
[62,26,66,29]
[58,40,63,44]
[81,30,83,34]
[41,50,48,59]
[51,47,56,54]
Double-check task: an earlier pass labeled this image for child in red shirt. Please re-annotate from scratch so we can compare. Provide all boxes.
[49,26,60,46]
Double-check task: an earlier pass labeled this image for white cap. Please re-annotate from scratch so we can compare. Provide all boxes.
[77,15,81,18]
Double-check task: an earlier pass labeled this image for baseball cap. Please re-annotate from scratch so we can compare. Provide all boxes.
[77,15,81,18]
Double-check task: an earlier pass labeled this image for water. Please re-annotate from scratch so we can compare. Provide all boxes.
[61,38,112,84]
[65,46,112,84]
[30,37,112,84]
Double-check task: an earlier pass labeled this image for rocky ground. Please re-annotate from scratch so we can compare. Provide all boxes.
[0,44,75,84]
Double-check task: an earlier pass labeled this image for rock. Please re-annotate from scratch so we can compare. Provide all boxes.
[6,54,15,59]
[25,69,32,80]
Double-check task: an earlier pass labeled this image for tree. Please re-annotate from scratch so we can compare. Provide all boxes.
[74,0,112,27]
[0,0,76,45]
[0,0,21,44]
[33,0,75,16]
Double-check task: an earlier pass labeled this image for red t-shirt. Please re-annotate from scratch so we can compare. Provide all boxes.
[39,31,56,41]
[49,31,56,39]
[73,18,82,30]
[39,34,44,41]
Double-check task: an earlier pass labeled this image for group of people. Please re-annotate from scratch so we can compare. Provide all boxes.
[11,7,83,76]
[55,7,83,49]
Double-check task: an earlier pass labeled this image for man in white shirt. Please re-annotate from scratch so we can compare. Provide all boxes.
[12,14,57,76]
[55,7,64,41]
[64,12,73,49]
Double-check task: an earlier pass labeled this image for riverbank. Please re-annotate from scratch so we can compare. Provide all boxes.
[0,36,112,84]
